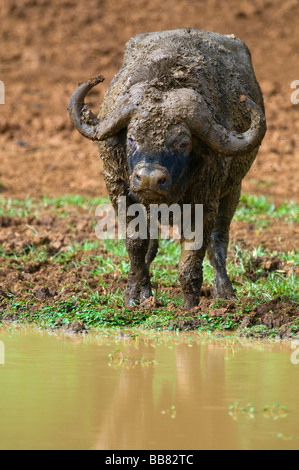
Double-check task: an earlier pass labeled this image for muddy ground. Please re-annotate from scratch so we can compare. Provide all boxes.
[0,0,298,335]
[0,199,298,337]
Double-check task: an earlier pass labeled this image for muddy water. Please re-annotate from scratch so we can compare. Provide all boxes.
[0,326,299,450]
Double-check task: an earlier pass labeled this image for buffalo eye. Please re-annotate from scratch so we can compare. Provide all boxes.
[170,137,192,156]
[177,142,188,150]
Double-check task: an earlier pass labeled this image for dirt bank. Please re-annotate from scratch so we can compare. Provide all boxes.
[0,208,298,337]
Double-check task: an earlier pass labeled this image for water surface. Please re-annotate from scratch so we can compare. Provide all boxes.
[0,326,298,450]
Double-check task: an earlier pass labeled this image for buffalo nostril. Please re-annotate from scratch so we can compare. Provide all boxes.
[131,166,171,195]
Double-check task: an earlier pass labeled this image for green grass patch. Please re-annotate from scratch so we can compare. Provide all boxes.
[0,195,110,218]
[235,194,299,224]
[0,193,298,335]
[1,193,298,223]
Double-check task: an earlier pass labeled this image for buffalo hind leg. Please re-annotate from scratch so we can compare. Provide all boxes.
[145,239,159,268]
[124,237,153,307]
[207,185,241,300]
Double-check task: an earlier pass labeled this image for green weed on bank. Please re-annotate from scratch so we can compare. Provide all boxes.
[0,237,298,331]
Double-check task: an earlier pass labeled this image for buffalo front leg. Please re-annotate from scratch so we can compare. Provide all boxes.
[178,201,217,310]
[124,237,152,307]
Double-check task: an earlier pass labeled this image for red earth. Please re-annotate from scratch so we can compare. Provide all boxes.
[0,0,298,205]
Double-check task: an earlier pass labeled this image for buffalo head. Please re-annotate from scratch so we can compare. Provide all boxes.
[68,76,266,203]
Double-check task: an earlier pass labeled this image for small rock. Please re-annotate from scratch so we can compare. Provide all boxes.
[0,287,8,298]
[139,296,163,309]
[61,321,89,334]
[33,286,56,300]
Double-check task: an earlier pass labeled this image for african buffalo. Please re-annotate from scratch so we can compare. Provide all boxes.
[68,28,266,309]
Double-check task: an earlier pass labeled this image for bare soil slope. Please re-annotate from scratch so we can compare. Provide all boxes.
[0,0,298,335]
[0,0,298,203]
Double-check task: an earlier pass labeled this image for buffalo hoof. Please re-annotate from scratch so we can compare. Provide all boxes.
[125,283,152,307]
[183,293,200,310]
[212,280,237,300]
